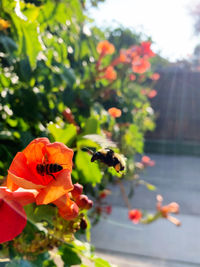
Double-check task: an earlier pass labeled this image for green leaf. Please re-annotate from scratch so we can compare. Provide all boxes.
[24,204,56,225]
[0,36,18,54]
[59,244,82,267]
[9,12,41,68]
[123,124,143,154]
[75,149,102,185]
[6,118,18,127]
[48,123,77,146]
[61,67,76,86]
[83,116,100,135]
[22,3,40,22]
[17,57,32,82]
[32,252,55,267]
[94,258,112,267]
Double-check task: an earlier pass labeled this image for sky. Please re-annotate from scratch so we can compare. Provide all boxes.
[89,0,200,61]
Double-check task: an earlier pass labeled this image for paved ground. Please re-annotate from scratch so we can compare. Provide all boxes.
[91,154,200,267]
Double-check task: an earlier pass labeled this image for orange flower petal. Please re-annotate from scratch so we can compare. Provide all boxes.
[97,40,115,55]
[54,194,79,220]
[12,189,38,206]
[8,152,45,185]
[0,187,37,206]
[108,107,122,118]
[36,169,73,205]
[104,66,117,81]
[132,58,151,74]
[23,138,50,164]
[7,170,45,190]
[7,174,19,192]
[59,202,79,220]
[45,142,73,172]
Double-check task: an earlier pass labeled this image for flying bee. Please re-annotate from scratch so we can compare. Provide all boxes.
[83,147,126,172]
[36,163,63,180]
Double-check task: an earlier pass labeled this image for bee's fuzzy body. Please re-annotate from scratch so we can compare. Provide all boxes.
[91,148,125,172]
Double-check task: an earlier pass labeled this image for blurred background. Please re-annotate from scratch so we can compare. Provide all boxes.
[89,0,200,266]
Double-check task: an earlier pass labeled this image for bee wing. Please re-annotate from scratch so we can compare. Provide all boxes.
[83,134,117,148]
[81,147,95,155]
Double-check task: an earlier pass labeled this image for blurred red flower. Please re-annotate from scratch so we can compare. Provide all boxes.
[148,90,157,98]
[128,209,142,224]
[108,107,122,118]
[99,189,111,199]
[140,41,155,58]
[132,57,151,74]
[156,195,181,226]
[0,187,37,243]
[104,66,117,81]
[129,74,136,81]
[97,40,115,56]
[150,73,160,81]
[141,156,155,167]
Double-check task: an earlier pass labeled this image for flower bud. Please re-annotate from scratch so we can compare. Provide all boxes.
[71,183,83,199]
[75,195,93,210]
[85,199,93,210]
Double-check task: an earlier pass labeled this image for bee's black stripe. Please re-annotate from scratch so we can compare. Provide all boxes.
[49,164,53,173]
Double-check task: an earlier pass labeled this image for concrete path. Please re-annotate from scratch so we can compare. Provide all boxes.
[91,154,200,266]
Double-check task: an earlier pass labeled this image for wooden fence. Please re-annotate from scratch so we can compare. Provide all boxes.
[146,70,200,142]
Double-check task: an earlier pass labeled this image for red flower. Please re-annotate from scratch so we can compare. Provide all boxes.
[103,66,117,81]
[129,74,136,81]
[148,90,157,98]
[111,50,128,66]
[108,107,122,118]
[128,209,142,224]
[0,187,37,243]
[132,57,151,74]
[150,73,160,81]
[97,40,115,56]
[140,41,155,58]
[99,189,111,199]
[7,138,74,205]
[141,156,155,167]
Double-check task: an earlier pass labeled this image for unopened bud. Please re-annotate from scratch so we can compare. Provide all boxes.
[71,183,83,199]
[75,195,89,209]
[85,199,93,210]
[75,195,93,210]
